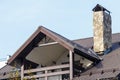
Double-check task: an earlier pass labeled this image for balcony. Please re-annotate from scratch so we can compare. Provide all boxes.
[23,64,70,80]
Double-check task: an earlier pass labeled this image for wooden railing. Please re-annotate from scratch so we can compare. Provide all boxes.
[24,64,70,79]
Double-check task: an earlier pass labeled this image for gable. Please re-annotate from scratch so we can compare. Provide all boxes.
[7,26,101,66]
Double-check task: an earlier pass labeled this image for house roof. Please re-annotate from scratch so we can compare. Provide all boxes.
[7,26,101,65]
[79,49,120,79]
[0,65,15,79]
[74,33,120,79]
[74,71,120,80]
[1,27,120,79]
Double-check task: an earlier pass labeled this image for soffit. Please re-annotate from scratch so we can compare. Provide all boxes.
[26,43,67,66]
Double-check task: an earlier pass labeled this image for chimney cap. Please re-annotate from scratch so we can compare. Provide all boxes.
[92,4,110,13]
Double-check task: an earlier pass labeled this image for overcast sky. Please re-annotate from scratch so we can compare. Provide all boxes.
[0,0,119,59]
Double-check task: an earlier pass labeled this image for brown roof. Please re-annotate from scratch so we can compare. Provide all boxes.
[73,33,120,79]
[7,26,101,65]
[1,26,120,79]
[74,71,120,80]
[0,65,14,79]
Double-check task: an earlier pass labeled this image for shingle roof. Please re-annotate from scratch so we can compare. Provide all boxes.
[0,65,14,79]
[74,71,120,80]
[1,31,120,80]
[73,33,120,79]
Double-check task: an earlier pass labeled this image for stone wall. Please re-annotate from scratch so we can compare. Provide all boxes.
[93,11,112,54]
[103,12,112,50]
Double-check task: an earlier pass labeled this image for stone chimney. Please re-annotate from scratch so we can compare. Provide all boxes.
[92,4,112,55]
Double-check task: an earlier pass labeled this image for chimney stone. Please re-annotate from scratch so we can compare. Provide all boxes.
[93,4,112,54]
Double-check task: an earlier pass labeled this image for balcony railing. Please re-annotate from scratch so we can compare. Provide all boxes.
[24,64,70,79]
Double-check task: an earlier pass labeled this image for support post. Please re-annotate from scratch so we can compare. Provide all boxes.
[69,50,74,80]
[45,70,48,80]
[21,61,24,80]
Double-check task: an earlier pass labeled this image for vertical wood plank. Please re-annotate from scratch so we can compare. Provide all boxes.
[45,70,48,80]
[21,62,24,80]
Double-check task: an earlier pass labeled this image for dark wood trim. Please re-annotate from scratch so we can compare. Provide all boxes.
[74,48,101,62]
[7,26,74,65]
[73,52,75,78]
[40,27,74,51]
[8,27,46,65]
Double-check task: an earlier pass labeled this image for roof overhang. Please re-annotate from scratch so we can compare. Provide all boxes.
[7,26,74,65]
[7,26,101,66]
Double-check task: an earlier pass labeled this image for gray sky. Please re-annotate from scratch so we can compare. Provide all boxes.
[0,0,119,59]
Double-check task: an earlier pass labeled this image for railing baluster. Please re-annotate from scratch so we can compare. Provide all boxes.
[45,70,48,80]
[24,64,70,79]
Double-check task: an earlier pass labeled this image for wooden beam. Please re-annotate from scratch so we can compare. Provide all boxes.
[69,50,73,80]
[45,70,48,80]
[24,64,69,73]
[38,42,58,47]
[24,70,69,79]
